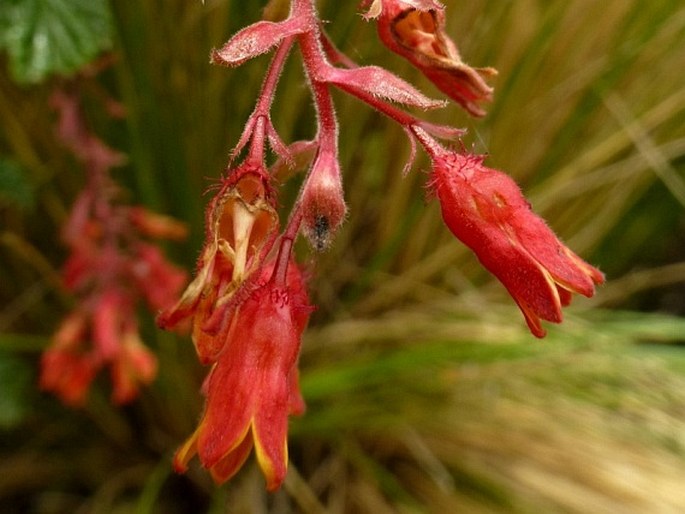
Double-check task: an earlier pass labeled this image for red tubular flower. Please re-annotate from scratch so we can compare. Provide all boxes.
[173,260,312,491]
[429,149,604,337]
[366,0,497,117]
[157,162,279,364]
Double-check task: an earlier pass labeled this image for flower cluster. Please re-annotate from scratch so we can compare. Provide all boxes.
[162,0,603,490]
[40,88,188,406]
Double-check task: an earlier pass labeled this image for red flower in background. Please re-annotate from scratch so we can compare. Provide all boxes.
[429,148,604,337]
[40,311,98,407]
[173,259,312,490]
[40,205,187,405]
[40,87,188,406]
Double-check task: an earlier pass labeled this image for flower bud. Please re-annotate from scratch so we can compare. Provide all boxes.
[299,151,347,251]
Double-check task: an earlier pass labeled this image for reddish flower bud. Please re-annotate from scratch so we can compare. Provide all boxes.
[300,151,347,251]
[367,0,497,117]
[430,150,604,337]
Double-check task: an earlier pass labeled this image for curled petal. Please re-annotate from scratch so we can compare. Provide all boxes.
[156,244,217,331]
[173,428,200,474]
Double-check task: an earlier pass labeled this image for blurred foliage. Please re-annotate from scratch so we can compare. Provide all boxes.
[0,158,34,209]
[0,0,112,83]
[1,0,685,512]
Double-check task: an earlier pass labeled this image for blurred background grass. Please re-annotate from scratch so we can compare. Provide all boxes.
[1,0,685,512]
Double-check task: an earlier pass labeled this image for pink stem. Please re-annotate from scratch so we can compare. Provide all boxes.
[241,35,296,164]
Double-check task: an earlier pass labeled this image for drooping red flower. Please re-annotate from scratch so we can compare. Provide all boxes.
[173,259,312,490]
[366,0,497,117]
[429,149,604,337]
[157,161,279,364]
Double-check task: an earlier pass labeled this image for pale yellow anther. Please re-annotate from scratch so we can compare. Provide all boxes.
[232,200,256,282]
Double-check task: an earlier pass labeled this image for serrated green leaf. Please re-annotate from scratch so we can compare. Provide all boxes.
[0,158,34,209]
[0,0,112,83]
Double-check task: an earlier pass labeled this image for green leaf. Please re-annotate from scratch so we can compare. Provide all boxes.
[0,0,112,83]
[0,158,34,209]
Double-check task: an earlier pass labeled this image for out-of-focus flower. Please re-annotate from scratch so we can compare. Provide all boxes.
[40,311,97,407]
[429,149,604,337]
[42,88,188,406]
[41,279,170,405]
[131,243,189,311]
[157,161,279,364]
[173,260,312,490]
[366,0,497,117]
[110,328,158,405]
[128,207,189,241]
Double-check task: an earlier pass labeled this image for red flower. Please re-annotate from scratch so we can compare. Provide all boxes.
[39,311,98,407]
[43,85,187,407]
[110,328,158,405]
[430,150,604,337]
[41,290,161,405]
[366,0,497,117]
[173,260,312,490]
[157,162,279,364]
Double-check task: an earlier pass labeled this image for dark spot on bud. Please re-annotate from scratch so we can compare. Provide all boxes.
[312,214,329,252]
